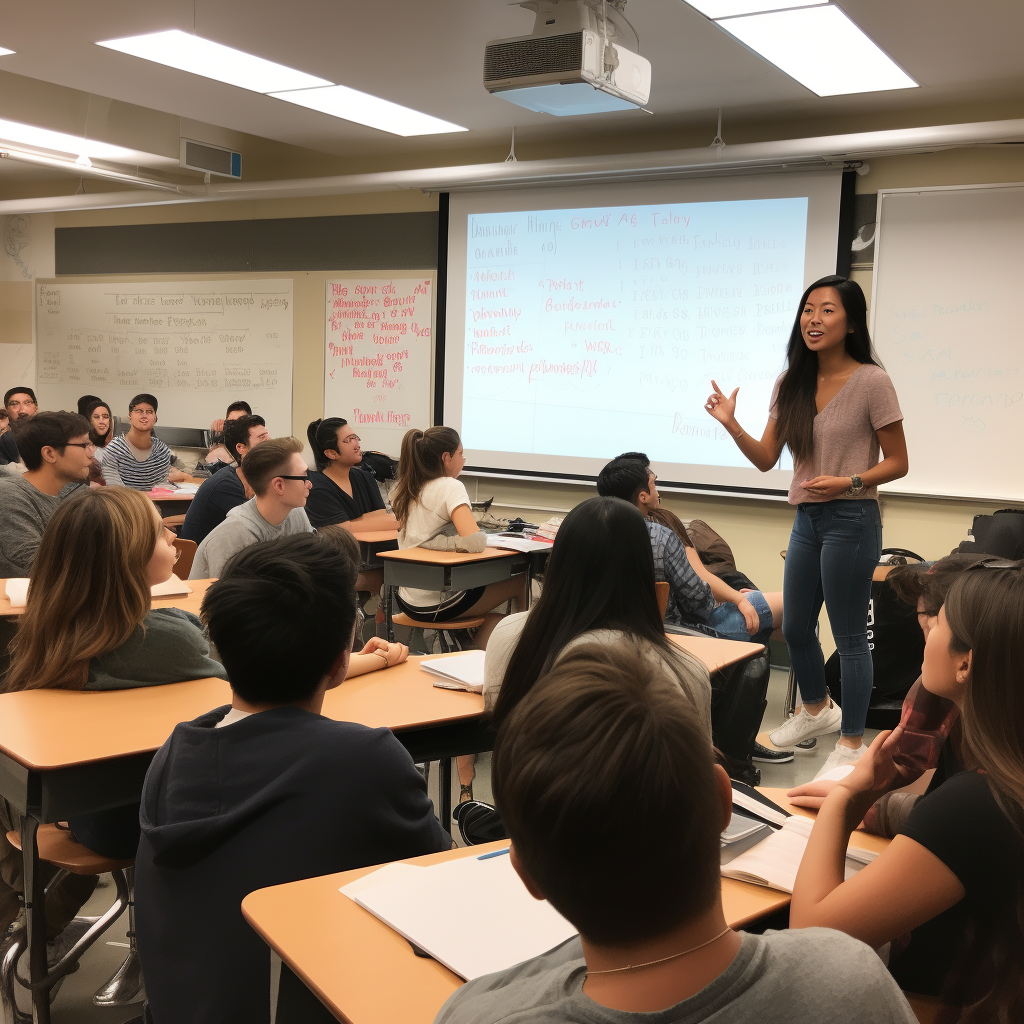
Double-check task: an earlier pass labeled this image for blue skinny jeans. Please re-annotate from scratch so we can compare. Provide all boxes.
[782,499,882,737]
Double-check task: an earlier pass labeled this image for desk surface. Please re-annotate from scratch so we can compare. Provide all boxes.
[350,530,399,544]
[380,547,515,566]
[242,787,889,1024]
[667,633,763,674]
[146,474,206,501]
[0,577,215,620]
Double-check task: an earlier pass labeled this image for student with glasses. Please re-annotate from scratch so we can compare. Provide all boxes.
[189,436,314,580]
[0,411,92,577]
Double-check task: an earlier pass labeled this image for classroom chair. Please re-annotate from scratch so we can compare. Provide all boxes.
[655,580,669,620]
[171,538,197,579]
[390,612,485,653]
[161,514,186,535]
[2,825,141,1019]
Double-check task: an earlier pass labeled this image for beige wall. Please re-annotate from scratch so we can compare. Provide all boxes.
[47,138,1024,653]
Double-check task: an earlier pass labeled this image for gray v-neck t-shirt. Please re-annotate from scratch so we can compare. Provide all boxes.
[769,364,902,505]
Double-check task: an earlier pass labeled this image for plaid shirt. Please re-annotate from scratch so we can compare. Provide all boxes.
[646,519,715,627]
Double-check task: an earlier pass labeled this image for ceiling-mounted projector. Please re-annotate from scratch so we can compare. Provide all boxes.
[484,0,651,115]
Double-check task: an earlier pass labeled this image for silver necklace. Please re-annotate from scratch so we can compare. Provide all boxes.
[586,926,733,976]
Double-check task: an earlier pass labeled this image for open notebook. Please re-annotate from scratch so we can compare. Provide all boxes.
[341,851,577,980]
[420,650,486,693]
[721,814,878,893]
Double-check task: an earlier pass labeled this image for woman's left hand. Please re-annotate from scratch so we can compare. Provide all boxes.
[734,597,760,636]
[835,728,915,806]
[168,469,188,483]
[801,475,854,499]
[359,637,409,667]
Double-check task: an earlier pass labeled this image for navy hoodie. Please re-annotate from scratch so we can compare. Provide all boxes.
[135,704,449,1024]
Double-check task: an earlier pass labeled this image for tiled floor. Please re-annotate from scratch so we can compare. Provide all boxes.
[43,668,870,1021]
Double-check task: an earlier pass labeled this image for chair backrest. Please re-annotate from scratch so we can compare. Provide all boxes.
[172,538,197,579]
[162,514,186,534]
[655,580,669,620]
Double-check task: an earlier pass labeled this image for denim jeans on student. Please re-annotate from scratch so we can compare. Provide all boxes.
[782,499,882,737]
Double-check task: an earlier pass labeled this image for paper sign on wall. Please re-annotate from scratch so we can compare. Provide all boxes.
[323,276,433,457]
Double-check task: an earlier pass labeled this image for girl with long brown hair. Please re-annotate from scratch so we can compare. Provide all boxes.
[705,276,909,777]
[4,487,222,692]
[790,561,1024,1021]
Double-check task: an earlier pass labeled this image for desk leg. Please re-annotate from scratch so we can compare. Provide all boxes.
[20,815,50,1024]
[439,759,452,832]
[384,584,395,643]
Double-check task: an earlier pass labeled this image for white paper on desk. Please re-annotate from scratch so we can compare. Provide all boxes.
[420,651,486,693]
[485,534,553,553]
[150,575,191,598]
[339,862,422,899]
[352,851,578,980]
[4,578,28,608]
[721,815,878,893]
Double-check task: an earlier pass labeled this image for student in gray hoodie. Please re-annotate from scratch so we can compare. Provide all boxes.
[136,531,448,1024]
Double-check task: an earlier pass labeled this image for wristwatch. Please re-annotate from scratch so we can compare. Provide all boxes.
[848,474,865,496]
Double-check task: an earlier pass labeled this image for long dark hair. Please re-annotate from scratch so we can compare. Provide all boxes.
[306,417,349,472]
[774,275,879,463]
[392,426,461,526]
[85,399,113,448]
[490,496,680,730]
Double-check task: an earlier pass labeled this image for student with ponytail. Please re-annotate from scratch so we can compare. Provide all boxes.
[706,276,909,778]
[392,426,526,647]
[305,417,393,530]
[791,561,1024,1020]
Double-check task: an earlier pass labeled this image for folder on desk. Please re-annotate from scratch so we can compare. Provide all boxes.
[420,651,486,693]
[345,851,578,980]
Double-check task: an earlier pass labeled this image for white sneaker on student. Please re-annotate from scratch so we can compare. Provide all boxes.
[813,741,867,780]
[768,700,842,749]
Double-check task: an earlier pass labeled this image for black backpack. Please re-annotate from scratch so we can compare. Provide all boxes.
[957,509,1024,560]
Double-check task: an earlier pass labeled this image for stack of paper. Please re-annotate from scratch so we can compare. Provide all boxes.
[485,534,553,553]
[420,650,486,693]
[721,815,878,893]
[150,575,191,598]
[4,578,29,608]
[342,850,577,980]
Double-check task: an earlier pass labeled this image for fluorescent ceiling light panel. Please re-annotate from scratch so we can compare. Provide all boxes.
[97,29,331,93]
[0,48,15,57]
[685,0,824,17]
[270,85,467,136]
[0,118,139,160]
[718,4,917,96]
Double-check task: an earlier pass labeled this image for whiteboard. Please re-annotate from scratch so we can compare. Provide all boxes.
[323,275,433,457]
[871,184,1024,501]
[34,279,293,436]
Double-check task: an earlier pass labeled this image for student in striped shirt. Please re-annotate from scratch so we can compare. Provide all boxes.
[102,394,187,490]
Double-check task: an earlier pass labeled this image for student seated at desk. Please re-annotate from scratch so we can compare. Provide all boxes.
[0,386,37,465]
[0,411,92,577]
[179,414,269,545]
[84,398,114,484]
[189,436,314,579]
[305,416,391,528]
[204,400,254,469]
[393,426,526,649]
[790,562,1024,1018]
[0,488,223,964]
[485,496,711,734]
[436,642,916,1024]
[101,393,187,490]
[136,531,449,1024]
[597,457,780,645]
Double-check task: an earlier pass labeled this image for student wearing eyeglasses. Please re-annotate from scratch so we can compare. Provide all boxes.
[189,437,314,580]
[0,411,92,577]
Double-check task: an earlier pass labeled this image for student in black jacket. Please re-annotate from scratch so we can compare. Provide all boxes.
[135,531,449,1024]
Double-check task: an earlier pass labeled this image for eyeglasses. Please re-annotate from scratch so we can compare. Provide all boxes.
[276,474,310,481]
[339,435,361,445]
[64,442,97,452]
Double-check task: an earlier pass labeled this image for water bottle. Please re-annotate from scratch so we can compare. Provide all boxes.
[891,678,959,775]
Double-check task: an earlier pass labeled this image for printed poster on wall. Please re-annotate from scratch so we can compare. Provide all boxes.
[323,276,433,458]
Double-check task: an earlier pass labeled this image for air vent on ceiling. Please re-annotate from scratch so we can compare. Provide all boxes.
[484,32,584,84]
[179,138,242,179]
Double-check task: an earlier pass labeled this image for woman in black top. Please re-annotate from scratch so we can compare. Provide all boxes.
[791,562,1024,1020]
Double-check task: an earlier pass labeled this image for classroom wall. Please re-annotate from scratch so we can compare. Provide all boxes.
[41,135,1024,654]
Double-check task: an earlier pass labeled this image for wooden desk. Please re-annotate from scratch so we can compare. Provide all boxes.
[0,578,215,619]
[242,786,890,1024]
[667,633,763,674]
[379,547,544,642]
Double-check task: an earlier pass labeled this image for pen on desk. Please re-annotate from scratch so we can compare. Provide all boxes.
[477,847,511,861]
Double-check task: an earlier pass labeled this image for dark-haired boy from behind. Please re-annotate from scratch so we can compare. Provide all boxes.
[436,641,916,1024]
[136,531,448,1024]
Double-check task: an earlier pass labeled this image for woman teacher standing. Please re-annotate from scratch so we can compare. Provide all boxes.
[705,276,908,778]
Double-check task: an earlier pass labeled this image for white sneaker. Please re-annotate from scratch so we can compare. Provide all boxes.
[814,741,867,780]
[768,700,842,749]
[14,917,95,1010]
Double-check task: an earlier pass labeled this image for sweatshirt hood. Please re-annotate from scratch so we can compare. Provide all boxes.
[140,705,319,868]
